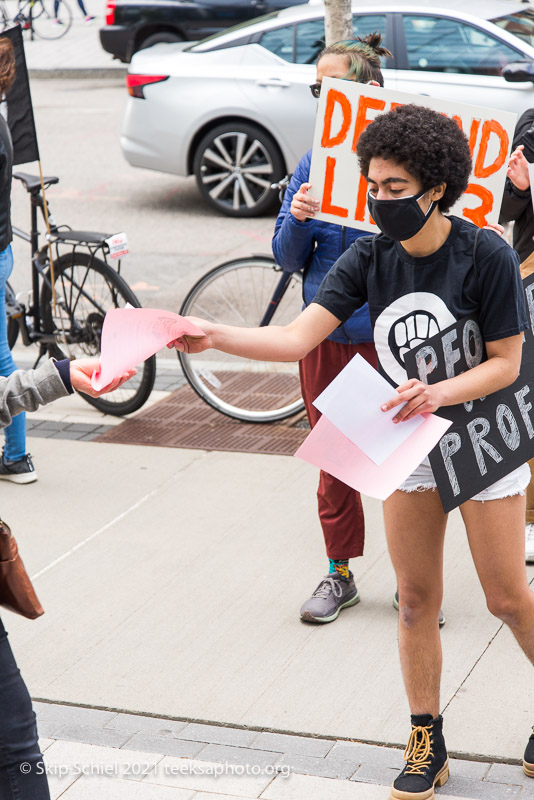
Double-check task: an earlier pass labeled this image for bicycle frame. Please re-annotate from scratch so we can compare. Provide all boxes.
[14,0,39,40]
[10,179,124,350]
[259,269,293,327]
[6,172,156,415]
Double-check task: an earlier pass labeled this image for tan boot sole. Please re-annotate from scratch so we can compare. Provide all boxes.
[390,759,449,800]
[524,760,534,778]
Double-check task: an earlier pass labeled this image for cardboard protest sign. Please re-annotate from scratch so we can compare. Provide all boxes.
[403,273,534,513]
[309,79,516,232]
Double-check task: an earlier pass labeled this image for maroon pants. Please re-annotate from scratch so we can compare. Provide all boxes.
[299,339,378,560]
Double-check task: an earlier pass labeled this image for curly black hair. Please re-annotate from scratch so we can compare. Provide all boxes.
[356,104,472,212]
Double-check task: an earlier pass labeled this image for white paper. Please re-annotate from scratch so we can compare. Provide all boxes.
[313,353,424,466]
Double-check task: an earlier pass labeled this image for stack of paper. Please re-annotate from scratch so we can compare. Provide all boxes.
[295,354,452,500]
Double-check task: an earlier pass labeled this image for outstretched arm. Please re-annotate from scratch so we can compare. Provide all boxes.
[170,303,342,362]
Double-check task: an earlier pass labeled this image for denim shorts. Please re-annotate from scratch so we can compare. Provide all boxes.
[398,457,531,502]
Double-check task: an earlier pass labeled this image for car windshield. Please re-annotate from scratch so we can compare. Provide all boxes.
[491,8,534,48]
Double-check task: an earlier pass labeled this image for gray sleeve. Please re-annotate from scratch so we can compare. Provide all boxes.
[0,360,69,428]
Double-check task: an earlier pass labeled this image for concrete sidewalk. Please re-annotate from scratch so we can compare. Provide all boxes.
[0,359,531,800]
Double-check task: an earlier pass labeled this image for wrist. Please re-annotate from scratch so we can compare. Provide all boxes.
[430,381,446,410]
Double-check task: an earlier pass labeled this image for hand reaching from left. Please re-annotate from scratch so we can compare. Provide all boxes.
[69,359,137,397]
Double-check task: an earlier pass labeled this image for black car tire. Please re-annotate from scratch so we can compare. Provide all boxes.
[138,31,183,51]
[193,122,285,217]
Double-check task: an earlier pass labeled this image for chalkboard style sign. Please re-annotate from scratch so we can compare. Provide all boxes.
[403,273,534,513]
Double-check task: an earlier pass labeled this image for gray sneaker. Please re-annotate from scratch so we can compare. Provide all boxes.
[0,453,37,484]
[300,572,360,623]
[393,591,445,628]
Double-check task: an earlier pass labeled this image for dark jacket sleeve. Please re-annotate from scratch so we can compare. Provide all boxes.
[272,152,316,273]
[500,109,534,223]
[500,178,531,224]
[499,109,534,261]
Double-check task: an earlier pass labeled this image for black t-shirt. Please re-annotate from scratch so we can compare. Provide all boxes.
[313,216,529,387]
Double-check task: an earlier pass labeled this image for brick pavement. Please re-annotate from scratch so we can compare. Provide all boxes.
[33,702,532,799]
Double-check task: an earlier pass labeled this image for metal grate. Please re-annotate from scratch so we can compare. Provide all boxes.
[193,370,301,412]
[95,385,309,456]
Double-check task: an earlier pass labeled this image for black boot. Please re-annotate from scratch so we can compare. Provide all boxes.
[390,714,449,800]
[524,727,534,778]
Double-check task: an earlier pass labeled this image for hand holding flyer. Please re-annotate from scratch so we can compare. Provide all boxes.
[91,307,205,391]
[295,354,452,501]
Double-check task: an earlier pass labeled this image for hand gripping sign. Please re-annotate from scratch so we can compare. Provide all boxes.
[309,78,517,231]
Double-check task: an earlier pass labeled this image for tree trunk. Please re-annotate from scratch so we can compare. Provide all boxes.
[324,0,353,46]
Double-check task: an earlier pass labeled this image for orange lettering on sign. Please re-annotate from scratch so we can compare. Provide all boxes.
[321,89,352,148]
[322,156,349,218]
[452,115,462,130]
[468,119,481,157]
[463,183,494,228]
[352,95,386,153]
[354,173,370,223]
[389,102,404,112]
[473,119,508,179]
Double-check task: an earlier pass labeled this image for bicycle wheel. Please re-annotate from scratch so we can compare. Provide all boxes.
[178,257,304,423]
[41,251,156,416]
[31,0,72,39]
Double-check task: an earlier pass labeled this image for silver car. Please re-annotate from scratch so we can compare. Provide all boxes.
[121,0,534,216]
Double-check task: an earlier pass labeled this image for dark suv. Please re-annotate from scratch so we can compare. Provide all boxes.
[100,0,308,63]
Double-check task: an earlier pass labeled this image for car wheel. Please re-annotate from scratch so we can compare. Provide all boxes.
[193,122,285,217]
[138,31,183,51]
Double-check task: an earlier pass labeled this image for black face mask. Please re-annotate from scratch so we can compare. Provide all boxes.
[367,189,437,241]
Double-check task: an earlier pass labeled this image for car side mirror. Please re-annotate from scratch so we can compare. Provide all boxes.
[503,61,534,83]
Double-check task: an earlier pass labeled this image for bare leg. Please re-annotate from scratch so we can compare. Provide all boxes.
[383,489,448,717]
[460,494,534,664]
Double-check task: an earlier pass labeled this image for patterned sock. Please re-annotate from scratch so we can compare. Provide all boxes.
[329,559,350,580]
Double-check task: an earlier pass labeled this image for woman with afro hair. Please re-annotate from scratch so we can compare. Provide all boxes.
[171,103,534,797]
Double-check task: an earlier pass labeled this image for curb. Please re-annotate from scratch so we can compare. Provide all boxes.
[28,68,127,79]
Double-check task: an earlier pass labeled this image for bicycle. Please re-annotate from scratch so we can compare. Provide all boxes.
[178,175,306,424]
[6,170,156,415]
[0,0,72,40]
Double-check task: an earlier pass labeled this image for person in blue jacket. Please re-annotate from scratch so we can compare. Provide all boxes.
[272,34,392,624]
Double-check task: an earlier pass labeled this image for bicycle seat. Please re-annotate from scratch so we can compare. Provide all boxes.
[13,172,59,193]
